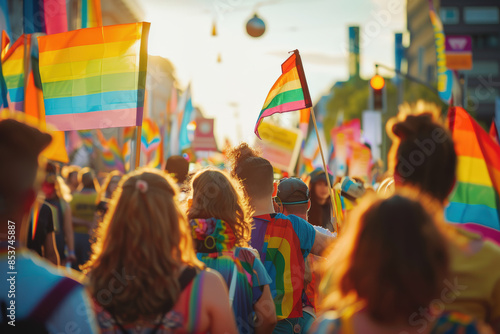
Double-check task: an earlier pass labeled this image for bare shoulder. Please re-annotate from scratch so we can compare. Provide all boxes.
[202,268,227,287]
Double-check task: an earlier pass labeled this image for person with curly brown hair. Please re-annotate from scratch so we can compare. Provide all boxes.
[85,168,237,333]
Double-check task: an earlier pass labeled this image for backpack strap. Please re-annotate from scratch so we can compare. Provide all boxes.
[28,277,81,324]
[186,270,205,333]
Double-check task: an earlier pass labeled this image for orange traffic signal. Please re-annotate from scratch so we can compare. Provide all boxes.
[370,75,385,90]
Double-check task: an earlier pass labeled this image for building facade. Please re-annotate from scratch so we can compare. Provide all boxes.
[407,0,499,121]
[440,0,500,120]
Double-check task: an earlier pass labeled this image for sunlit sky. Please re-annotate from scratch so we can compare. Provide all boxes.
[143,0,406,146]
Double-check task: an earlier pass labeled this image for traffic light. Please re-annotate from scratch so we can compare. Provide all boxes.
[370,74,385,110]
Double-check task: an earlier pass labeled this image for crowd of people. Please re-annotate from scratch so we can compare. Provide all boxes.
[1,102,500,334]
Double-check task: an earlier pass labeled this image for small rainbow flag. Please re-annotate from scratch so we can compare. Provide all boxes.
[254,49,312,139]
[78,130,94,152]
[1,34,30,111]
[104,137,124,172]
[141,118,161,167]
[37,22,150,131]
[96,129,125,172]
[123,126,135,142]
[446,107,500,230]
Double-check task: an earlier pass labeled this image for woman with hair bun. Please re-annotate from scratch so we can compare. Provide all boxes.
[310,193,482,334]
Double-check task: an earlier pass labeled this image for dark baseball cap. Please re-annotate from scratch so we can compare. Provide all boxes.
[276,178,310,205]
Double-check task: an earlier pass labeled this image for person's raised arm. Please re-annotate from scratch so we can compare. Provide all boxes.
[310,229,335,256]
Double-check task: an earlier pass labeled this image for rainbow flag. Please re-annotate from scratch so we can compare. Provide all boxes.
[1,34,30,111]
[141,118,161,167]
[81,0,102,29]
[96,130,125,172]
[104,137,125,172]
[255,49,312,139]
[78,130,94,152]
[123,126,135,142]
[37,22,150,131]
[446,107,500,230]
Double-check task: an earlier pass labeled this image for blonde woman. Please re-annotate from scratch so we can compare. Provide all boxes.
[188,169,276,334]
[84,168,237,333]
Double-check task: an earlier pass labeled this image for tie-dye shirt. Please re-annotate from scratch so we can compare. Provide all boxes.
[190,218,272,333]
[251,213,316,320]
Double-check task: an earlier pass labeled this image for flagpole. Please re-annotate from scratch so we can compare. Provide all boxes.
[134,125,142,170]
[310,107,340,232]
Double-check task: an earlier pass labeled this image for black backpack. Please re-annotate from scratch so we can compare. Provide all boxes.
[1,277,80,333]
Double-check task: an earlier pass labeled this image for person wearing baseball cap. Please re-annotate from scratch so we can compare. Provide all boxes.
[275,178,310,219]
[228,143,335,333]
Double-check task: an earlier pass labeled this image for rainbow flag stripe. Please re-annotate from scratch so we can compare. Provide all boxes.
[37,22,150,131]
[1,34,30,111]
[254,50,312,139]
[446,107,500,230]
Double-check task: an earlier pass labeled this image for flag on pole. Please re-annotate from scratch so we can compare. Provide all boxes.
[446,106,500,230]
[169,85,186,156]
[178,84,194,151]
[37,22,150,131]
[1,34,30,111]
[255,49,312,139]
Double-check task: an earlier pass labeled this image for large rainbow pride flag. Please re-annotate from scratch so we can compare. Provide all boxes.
[446,106,500,230]
[254,49,312,139]
[37,22,150,131]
